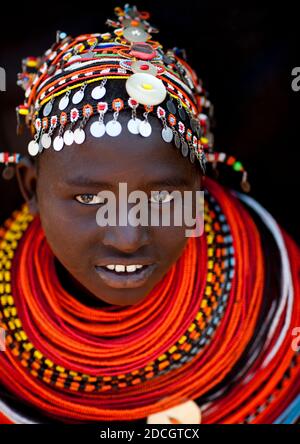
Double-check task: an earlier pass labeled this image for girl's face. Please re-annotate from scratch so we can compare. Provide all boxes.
[19,114,202,306]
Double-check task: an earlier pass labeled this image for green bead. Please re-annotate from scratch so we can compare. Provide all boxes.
[233,161,243,172]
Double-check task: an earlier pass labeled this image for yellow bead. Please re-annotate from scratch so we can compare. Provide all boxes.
[1,296,7,305]
[179,335,187,344]
[20,331,27,341]
[196,312,203,320]
[142,83,153,90]
[188,323,196,332]
[34,350,43,360]
[15,319,21,328]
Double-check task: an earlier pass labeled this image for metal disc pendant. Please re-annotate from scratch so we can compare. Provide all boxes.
[72,90,84,105]
[2,165,15,180]
[162,126,173,143]
[63,130,74,146]
[166,99,176,114]
[174,132,181,149]
[41,133,51,149]
[127,118,141,135]
[91,85,106,100]
[28,140,40,156]
[181,141,189,157]
[53,136,64,151]
[43,100,53,117]
[178,107,186,121]
[189,149,196,163]
[190,117,201,137]
[59,95,69,111]
[191,117,201,137]
[90,121,106,138]
[139,120,152,137]
[74,128,86,144]
[106,120,122,137]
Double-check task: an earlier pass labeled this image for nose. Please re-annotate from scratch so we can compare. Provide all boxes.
[101,223,151,254]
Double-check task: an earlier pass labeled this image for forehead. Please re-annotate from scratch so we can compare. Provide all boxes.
[37,114,200,186]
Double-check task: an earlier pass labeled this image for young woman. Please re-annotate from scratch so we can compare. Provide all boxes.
[0,4,299,424]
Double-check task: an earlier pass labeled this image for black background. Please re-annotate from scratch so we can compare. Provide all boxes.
[0,1,299,243]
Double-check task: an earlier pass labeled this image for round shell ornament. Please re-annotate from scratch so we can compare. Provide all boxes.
[125,73,167,106]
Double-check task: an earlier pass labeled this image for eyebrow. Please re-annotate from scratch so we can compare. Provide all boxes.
[63,175,192,189]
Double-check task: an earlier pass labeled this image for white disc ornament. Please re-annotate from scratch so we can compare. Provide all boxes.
[41,133,52,149]
[127,118,141,135]
[106,120,122,137]
[126,73,167,106]
[90,121,106,138]
[91,85,106,100]
[74,128,86,144]
[72,90,84,105]
[59,95,69,111]
[28,140,40,156]
[63,130,74,146]
[43,100,53,117]
[53,136,64,151]
[162,126,173,143]
[123,26,150,43]
[139,120,152,137]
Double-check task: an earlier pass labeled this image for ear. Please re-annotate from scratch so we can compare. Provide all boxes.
[15,156,39,216]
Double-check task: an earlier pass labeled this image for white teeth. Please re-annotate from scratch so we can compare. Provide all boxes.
[126,265,137,272]
[105,264,145,273]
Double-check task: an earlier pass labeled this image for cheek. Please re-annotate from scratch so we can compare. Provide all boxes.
[37,192,99,272]
[154,225,189,268]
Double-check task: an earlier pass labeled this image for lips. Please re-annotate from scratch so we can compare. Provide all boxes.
[94,263,157,289]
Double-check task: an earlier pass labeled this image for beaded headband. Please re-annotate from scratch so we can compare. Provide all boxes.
[0,4,250,191]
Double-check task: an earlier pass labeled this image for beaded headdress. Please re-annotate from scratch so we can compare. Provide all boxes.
[1,4,250,191]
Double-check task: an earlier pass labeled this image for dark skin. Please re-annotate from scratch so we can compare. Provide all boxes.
[16,114,203,307]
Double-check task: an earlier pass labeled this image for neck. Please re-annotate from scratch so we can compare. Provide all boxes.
[54,258,113,309]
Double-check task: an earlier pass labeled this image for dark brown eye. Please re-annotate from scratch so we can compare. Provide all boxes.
[150,191,174,204]
[75,194,105,205]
